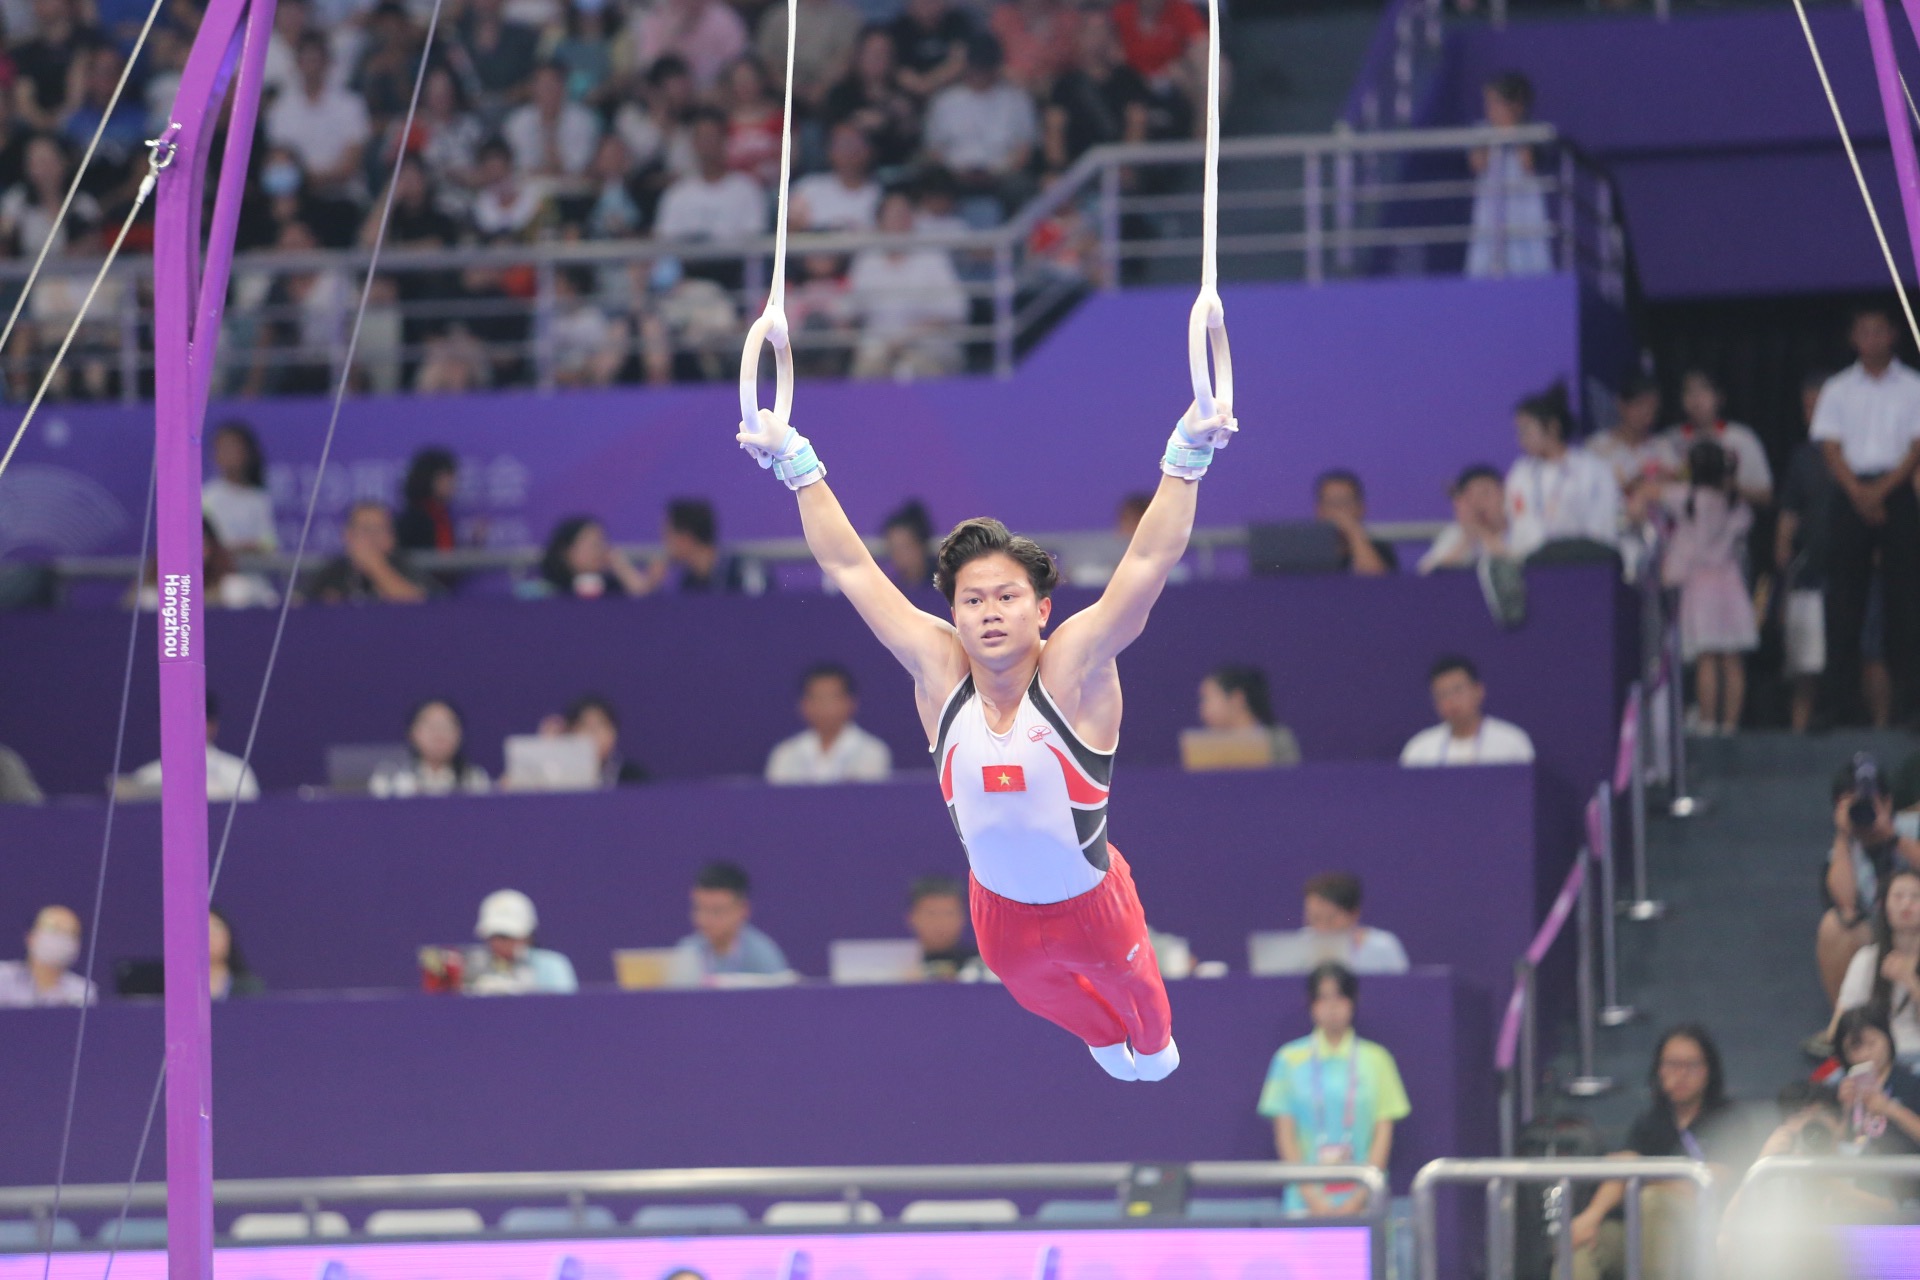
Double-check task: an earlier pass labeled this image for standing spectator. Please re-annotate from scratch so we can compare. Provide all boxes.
[370,698,492,797]
[662,496,763,594]
[1588,372,1673,523]
[721,55,784,189]
[0,905,96,1008]
[1504,382,1621,557]
[12,0,101,132]
[1299,873,1409,975]
[1194,662,1301,766]
[1779,373,1839,733]
[503,60,601,178]
[907,875,980,980]
[535,514,651,597]
[449,0,541,113]
[306,501,435,603]
[989,0,1081,95]
[209,907,265,1000]
[1257,963,1410,1216]
[791,122,881,232]
[551,693,651,786]
[265,33,371,200]
[464,890,579,995]
[755,0,862,110]
[1313,469,1396,575]
[924,34,1038,221]
[1828,866,1920,1064]
[670,861,791,984]
[823,26,922,174]
[0,744,44,804]
[1466,71,1551,279]
[889,0,972,101]
[1043,13,1150,174]
[1818,761,1913,1009]
[1566,1026,1742,1280]
[396,446,460,554]
[765,662,894,784]
[128,691,262,802]
[1660,441,1757,737]
[1810,307,1920,729]
[846,188,967,380]
[652,106,766,250]
[202,420,277,553]
[627,0,748,94]
[1418,463,1511,573]
[1664,369,1773,507]
[1400,654,1535,767]
[881,498,935,590]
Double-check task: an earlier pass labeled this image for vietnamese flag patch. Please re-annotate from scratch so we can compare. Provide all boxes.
[983,766,1027,793]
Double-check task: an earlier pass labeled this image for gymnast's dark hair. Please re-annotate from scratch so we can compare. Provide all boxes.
[1207,663,1275,726]
[934,518,1058,605]
[1516,381,1572,440]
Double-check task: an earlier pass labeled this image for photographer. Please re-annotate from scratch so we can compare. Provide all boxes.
[1815,756,1917,1024]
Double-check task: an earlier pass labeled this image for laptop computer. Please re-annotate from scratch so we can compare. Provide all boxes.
[1247,929,1352,977]
[326,744,411,793]
[1247,521,1346,575]
[114,958,166,996]
[612,948,681,990]
[828,939,925,985]
[504,734,598,792]
[1178,727,1276,772]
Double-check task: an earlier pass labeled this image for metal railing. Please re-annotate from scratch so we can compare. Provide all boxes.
[0,125,1622,404]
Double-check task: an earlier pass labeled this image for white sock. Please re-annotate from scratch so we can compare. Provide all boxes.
[1134,1038,1181,1082]
[1088,1041,1139,1080]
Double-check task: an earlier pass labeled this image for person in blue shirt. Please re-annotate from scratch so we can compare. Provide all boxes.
[465,890,578,995]
[670,862,792,985]
[1257,962,1410,1216]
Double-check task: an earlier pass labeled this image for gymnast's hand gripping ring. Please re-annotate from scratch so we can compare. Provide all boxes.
[739,305,795,433]
[1187,287,1233,424]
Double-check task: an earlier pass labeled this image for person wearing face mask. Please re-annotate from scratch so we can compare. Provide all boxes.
[463,891,578,995]
[0,906,97,1008]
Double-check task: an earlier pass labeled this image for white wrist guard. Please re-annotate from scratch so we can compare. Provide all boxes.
[764,427,826,491]
[1161,417,1214,479]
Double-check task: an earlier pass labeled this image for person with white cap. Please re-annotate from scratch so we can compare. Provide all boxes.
[465,890,578,995]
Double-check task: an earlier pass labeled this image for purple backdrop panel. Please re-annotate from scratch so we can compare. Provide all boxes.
[0,974,1495,1189]
[0,276,1582,561]
[5,763,1539,998]
[0,566,1629,809]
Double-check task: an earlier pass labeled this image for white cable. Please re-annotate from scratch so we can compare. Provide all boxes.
[1200,0,1220,293]
[768,0,796,315]
[1789,0,1920,350]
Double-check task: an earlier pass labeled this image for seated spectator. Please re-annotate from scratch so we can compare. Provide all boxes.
[464,889,579,995]
[664,497,764,594]
[652,107,766,265]
[785,251,857,377]
[353,2,430,125]
[1111,0,1202,86]
[766,662,893,784]
[369,697,492,797]
[1824,866,1920,1064]
[791,123,881,232]
[62,46,145,191]
[128,691,262,802]
[990,0,1080,95]
[305,501,435,603]
[130,518,278,611]
[412,66,486,197]
[549,267,631,387]
[547,693,651,786]
[670,861,791,984]
[925,34,1038,221]
[1661,442,1757,737]
[450,0,541,112]
[1257,963,1409,1216]
[468,138,552,242]
[755,0,863,111]
[573,134,646,239]
[1,133,100,259]
[1567,1026,1743,1280]
[721,55,784,189]
[881,499,935,591]
[413,324,494,394]
[1194,663,1301,767]
[1418,464,1510,574]
[628,0,748,93]
[534,515,650,598]
[265,32,370,200]
[1314,470,1397,575]
[0,744,44,803]
[548,0,619,108]
[396,446,460,554]
[890,0,972,100]
[1832,1007,1920,1197]
[209,907,265,1000]
[1466,72,1552,279]
[0,905,96,1008]
[1504,383,1621,558]
[847,189,967,381]
[1664,369,1773,508]
[504,60,601,179]
[1298,872,1408,974]
[1044,13,1149,174]
[12,0,104,134]
[1817,762,1916,1012]
[202,420,277,553]
[907,874,981,980]
[613,55,698,200]
[823,26,923,174]
[1399,654,1535,767]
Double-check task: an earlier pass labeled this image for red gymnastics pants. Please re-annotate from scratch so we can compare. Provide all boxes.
[969,846,1174,1053]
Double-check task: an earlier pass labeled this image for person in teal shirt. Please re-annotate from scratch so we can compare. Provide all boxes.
[1257,962,1411,1216]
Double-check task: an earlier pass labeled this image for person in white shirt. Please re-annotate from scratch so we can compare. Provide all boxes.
[847,189,968,380]
[652,107,767,244]
[0,905,97,1008]
[924,33,1038,213]
[370,698,492,798]
[1400,654,1535,767]
[264,32,370,196]
[1588,374,1675,496]
[202,421,276,552]
[1663,369,1773,507]
[129,692,262,802]
[765,662,894,783]
[502,61,601,179]
[790,123,882,232]
[1811,307,1920,728]
[1291,872,1409,975]
[1419,463,1512,574]
[1503,382,1621,559]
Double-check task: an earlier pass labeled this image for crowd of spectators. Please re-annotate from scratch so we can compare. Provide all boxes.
[0,0,1215,396]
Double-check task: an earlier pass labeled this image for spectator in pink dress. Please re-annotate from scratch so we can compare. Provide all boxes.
[628,0,748,93]
[1661,439,1758,737]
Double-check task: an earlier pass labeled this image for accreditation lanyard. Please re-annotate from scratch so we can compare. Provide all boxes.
[1310,1045,1360,1145]
[1527,458,1571,529]
[1677,1128,1706,1162]
[1444,726,1485,764]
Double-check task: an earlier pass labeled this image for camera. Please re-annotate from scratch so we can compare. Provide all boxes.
[1792,1117,1839,1155]
[1849,753,1884,834]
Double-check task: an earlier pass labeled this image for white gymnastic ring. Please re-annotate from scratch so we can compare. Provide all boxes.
[1187,289,1232,421]
[739,306,794,429]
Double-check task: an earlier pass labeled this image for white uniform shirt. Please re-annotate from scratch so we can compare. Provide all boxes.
[764,723,893,784]
[265,84,371,179]
[502,102,602,177]
[131,745,261,801]
[202,479,276,551]
[790,173,882,232]
[1810,360,1920,473]
[1504,449,1621,558]
[925,81,1039,173]
[1399,716,1535,767]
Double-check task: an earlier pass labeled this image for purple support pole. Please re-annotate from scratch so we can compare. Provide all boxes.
[1864,0,1920,276]
[151,0,275,1275]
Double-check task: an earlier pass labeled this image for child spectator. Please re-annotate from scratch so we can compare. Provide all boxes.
[1660,440,1757,737]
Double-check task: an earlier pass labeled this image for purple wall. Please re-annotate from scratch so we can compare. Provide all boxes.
[9,763,1539,999]
[0,277,1583,561]
[1431,9,1920,297]
[1,975,1495,1193]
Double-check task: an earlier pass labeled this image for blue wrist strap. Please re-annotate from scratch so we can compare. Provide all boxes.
[773,438,825,489]
[1163,417,1213,474]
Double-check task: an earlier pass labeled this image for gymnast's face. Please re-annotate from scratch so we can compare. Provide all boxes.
[951,554,1051,669]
